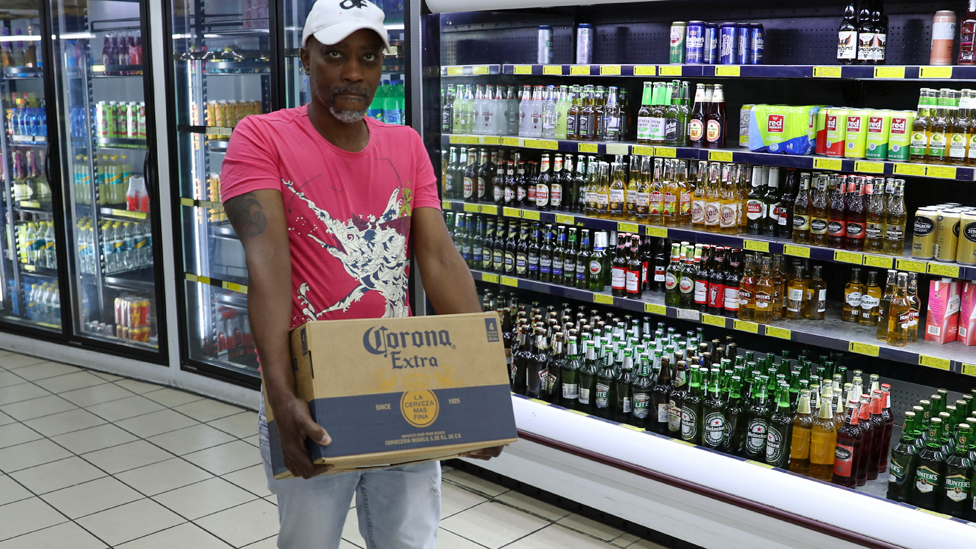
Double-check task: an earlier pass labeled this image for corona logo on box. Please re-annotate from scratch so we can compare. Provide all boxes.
[767,114,785,133]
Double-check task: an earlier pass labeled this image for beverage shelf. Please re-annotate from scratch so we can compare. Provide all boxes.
[95,137,147,150]
[204,60,270,74]
[99,207,148,222]
[9,135,47,145]
[14,201,54,215]
[467,267,975,374]
[443,200,976,281]
[2,67,43,79]
[20,264,58,278]
[184,272,247,295]
[441,134,976,182]
[91,64,144,77]
[440,63,976,81]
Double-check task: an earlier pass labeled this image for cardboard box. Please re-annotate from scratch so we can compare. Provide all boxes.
[958,281,976,346]
[264,313,518,479]
[924,278,960,344]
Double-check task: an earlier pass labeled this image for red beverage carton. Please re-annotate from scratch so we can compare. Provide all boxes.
[958,281,976,346]
[925,278,961,344]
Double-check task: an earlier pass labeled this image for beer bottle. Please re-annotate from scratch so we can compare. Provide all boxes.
[696,374,722,450]
[514,222,528,278]
[743,380,770,460]
[526,330,547,398]
[626,236,643,300]
[594,344,617,419]
[594,162,611,219]
[445,147,459,200]
[611,235,628,298]
[940,423,974,517]
[636,82,653,145]
[512,328,530,394]
[875,269,897,339]
[753,255,774,324]
[679,245,698,309]
[693,245,711,312]
[572,155,587,213]
[664,243,682,307]
[771,255,787,321]
[949,90,971,165]
[567,85,581,141]
[865,390,886,481]
[914,417,948,510]
[883,179,907,255]
[491,155,505,206]
[676,160,693,226]
[879,384,895,474]
[789,389,814,475]
[761,167,780,237]
[476,149,490,203]
[462,148,477,203]
[842,266,864,322]
[688,83,707,148]
[737,254,756,321]
[553,154,568,211]
[887,411,920,503]
[578,341,598,413]
[648,158,664,225]
[702,164,720,233]
[832,398,863,487]
[471,215,484,270]
[785,265,806,320]
[791,173,812,244]
[809,387,838,481]
[481,218,494,272]
[863,178,885,252]
[680,365,704,444]
[766,383,794,468]
[885,272,911,346]
[707,247,726,316]
[857,270,884,325]
[808,175,829,246]
[575,229,591,289]
[844,177,866,251]
[668,361,688,439]
[837,2,858,64]
[587,231,607,292]
[631,353,653,429]
[776,169,797,239]
[502,161,515,206]
[722,249,741,318]
[560,337,581,409]
[705,84,726,149]
[552,226,565,283]
[719,166,738,235]
[455,214,469,263]
[649,82,668,146]
[614,349,635,422]
[493,219,506,273]
[543,334,562,403]
[716,375,741,454]
[593,87,607,140]
[608,158,627,220]
[605,86,622,142]
[539,224,553,283]
[579,85,597,142]
[803,265,827,321]
[514,160,528,206]
[527,161,538,205]
[649,350,671,434]
[536,154,551,211]
[826,176,846,249]
[928,89,950,163]
[746,169,765,235]
[907,272,920,342]
[910,89,933,163]
[664,81,682,146]
[564,228,578,287]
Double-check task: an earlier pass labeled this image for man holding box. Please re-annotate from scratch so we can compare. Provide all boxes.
[220,1,501,547]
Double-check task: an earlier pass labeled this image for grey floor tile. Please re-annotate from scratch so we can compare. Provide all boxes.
[443,470,510,497]
[82,440,173,474]
[0,384,50,406]
[23,409,106,438]
[207,412,259,439]
[194,499,279,548]
[0,395,77,422]
[10,362,82,382]
[88,371,124,382]
[440,501,548,549]
[143,388,206,408]
[41,477,144,520]
[33,372,107,395]
[505,524,618,549]
[154,477,256,520]
[0,521,107,549]
[114,379,166,395]
[115,409,199,439]
[115,523,231,549]
[441,483,488,519]
[221,464,271,498]
[0,474,33,506]
[85,395,165,422]
[183,440,261,476]
[147,424,235,456]
[493,490,572,521]
[0,423,43,450]
[0,439,71,473]
[0,355,47,370]
[76,499,185,547]
[52,424,138,455]
[115,458,213,497]
[556,514,623,542]
[436,529,487,549]
[0,372,25,389]
[0,498,67,542]
[173,399,245,423]
[0,411,14,426]
[59,384,135,407]
[9,456,106,495]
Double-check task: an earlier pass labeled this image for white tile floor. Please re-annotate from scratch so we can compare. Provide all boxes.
[0,351,664,549]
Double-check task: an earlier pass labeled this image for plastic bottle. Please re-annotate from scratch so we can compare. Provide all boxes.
[120,155,132,204]
[123,222,135,270]
[140,222,152,267]
[367,83,385,122]
[25,222,38,265]
[102,221,115,274]
[50,284,60,327]
[28,284,38,320]
[43,222,55,269]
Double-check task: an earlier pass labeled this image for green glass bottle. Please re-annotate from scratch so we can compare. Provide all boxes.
[578,341,598,413]
[940,423,974,518]
[702,375,726,451]
[560,336,581,410]
[668,361,688,439]
[681,365,704,445]
[744,380,770,461]
[630,352,653,429]
[614,349,634,423]
[594,344,617,419]
[913,417,948,510]
[723,375,746,455]
[766,383,794,468]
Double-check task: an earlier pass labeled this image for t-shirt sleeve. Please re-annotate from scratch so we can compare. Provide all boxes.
[220,116,281,203]
[411,131,441,211]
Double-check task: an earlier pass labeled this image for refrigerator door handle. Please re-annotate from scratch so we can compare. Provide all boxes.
[45,143,51,181]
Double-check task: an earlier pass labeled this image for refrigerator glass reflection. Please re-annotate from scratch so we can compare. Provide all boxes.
[0,3,62,332]
[48,0,166,352]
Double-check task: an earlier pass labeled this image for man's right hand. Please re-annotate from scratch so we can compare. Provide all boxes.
[274,394,334,479]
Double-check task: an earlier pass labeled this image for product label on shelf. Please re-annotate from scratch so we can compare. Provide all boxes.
[707,151,733,163]
[782,245,810,258]
[570,65,591,76]
[715,66,740,77]
[600,65,621,75]
[543,65,562,75]
[920,66,953,79]
[963,364,976,377]
[848,341,880,357]
[927,263,960,278]
[645,303,667,315]
[578,143,599,154]
[659,65,682,76]
[702,314,725,327]
[896,259,928,273]
[676,309,699,321]
[633,65,656,76]
[743,239,769,253]
[813,66,842,78]
[918,355,951,371]
[513,65,532,74]
[764,326,792,340]
[862,255,893,269]
[654,147,677,158]
[446,66,464,76]
[593,294,614,305]
[500,276,518,287]
[893,163,926,177]
[873,66,905,79]
[813,158,843,171]
[834,250,862,264]
[854,161,884,174]
[734,320,759,334]
[482,273,499,283]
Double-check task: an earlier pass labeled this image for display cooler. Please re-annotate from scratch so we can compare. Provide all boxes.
[419,1,976,547]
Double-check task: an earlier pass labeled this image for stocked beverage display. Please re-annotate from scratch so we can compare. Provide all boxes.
[72,154,147,209]
[7,150,52,203]
[669,20,765,65]
[888,390,976,519]
[26,282,60,327]
[366,81,407,125]
[204,100,262,137]
[93,101,147,142]
[15,220,56,270]
[99,33,143,74]
[925,279,976,346]
[3,91,45,140]
[76,218,153,276]
[0,27,39,71]
[113,296,152,343]
[836,1,889,65]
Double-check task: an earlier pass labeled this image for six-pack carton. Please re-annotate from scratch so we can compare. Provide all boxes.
[924,278,961,345]
[748,104,819,155]
[264,313,518,479]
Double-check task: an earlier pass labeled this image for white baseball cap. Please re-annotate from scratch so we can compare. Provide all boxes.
[302,0,390,51]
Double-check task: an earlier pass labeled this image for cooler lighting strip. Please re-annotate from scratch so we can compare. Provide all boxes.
[425,0,653,12]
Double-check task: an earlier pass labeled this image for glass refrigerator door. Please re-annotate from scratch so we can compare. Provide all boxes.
[283,0,405,112]
[168,0,272,379]
[47,0,166,354]
[0,4,63,332]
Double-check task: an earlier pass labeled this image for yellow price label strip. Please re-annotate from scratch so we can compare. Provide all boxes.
[222,281,247,293]
[813,66,842,78]
[676,309,700,321]
[522,210,541,221]
[528,398,550,406]
[185,273,198,282]
[483,136,500,145]
[481,205,498,216]
[849,341,880,357]
[482,273,499,283]
[593,294,615,305]
[618,222,639,234]
[502,207,521,218]
[655,147,677,158]
[708,151,734,163]
[893,163,926,176]
[645,303,666,315]
[746,460,775,469]
[854,161,885,174]
[873,66,905,79]
[578,143,599,153]
[963,364,976,377]
[783,244,811,258]
[765,326,792,340]
[92,64,106,73]
[543,65,562,75]
[715,66,740,77]
[110,209,147,220]
[743,240,769,253]
[928,263,960,278]
[600,65,621,75]
[670,438,696,446]
[618,423,644,432]
[633,65,656,76]
[566,409,589,416]
[834,250,863,264]
[569,65,591,76]
[926,166,957,179]
[446,66,463,76]
[20,201,40,208]
[916,508,951,519]
[23,264,35,272]
[702,314,726,327]
[463,203,480,212]
[659,65,683,76]
[555,214,574,225]
[632,145,654,156]
[862,255,894,269]
[501,137,520,147]
[442,200,451,210]
[920,66,953,79]
[500,276,518,287]
[525,139,543,149]
[813,157,843,171]
[197,276,211,285]
[646,227,668,238]
[896,259,928,273]
[180,197,195,207]
[918,355,951,371]
[539,140,558,150]
[606,144,630,155]
[471,66,489,75]
[734,320,759,334]
[513,65,532,75]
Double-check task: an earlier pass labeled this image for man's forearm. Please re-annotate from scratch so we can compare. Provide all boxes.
[249,258,297,409]
[420,251,482,315]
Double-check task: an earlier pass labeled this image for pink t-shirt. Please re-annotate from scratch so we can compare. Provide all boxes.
[221,106,441,329]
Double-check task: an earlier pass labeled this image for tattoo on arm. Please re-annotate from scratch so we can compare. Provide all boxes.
[225,192,267,242]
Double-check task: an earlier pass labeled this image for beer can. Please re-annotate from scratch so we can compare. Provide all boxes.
[685,21,705,64]
[865,109,892,160]
[936,208,962,262]
[844,109,869,158]
[576,24,593,65]
[95,101,112,138]
[887,111,914,162]
[825,108,848,157]
[719,23,737,64]
[750,23,765,64]
[704,23,719,64]
[736,24,751,65]
[114,102,126,140]
[670,22,687,64]
[538,25,553,65]
[815,107,829,155]
[206,101,216,127]
[957,211,976,265]
[740,104,753,148]
[215,100,227,127]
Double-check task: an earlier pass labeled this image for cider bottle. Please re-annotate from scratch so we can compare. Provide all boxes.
[625,156,641,222]
[662,159,679,226]
[648,158,664,225]
[704,163,722,233]
[906,271,921,342]
[786,265,807,320]
[859,270,883,325]
[910,88,933,163]
[738,254,757,321]
[886,272,911,347]
[635,156,651,223]
[719,166,738,235]
[690,161,708,230]
[792,172,811,244]
[803,265,827,320]
[677,160,693,226]
[607,158,627,220]
[864,177,886,253]
[842,266,864,322]
[789,389,814,475]
[753,255,775,324]
[875,270,898,341]
[883,179,907,255]
[810,387,838,481]
[809,175,830,247]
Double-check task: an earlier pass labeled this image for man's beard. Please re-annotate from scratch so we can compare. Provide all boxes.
[329,106,366,124]
[321,84,370,124]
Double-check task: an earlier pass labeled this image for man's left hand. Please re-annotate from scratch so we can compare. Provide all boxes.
[459,445,506,461]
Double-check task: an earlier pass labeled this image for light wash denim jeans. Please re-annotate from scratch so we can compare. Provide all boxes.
[259,398,442,549]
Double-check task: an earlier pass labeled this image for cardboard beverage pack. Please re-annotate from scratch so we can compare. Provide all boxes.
[924,278,961,345]
[784,106,818,155]
[958,281,976,346]
[825,108,848,156]
[264,313,518,480]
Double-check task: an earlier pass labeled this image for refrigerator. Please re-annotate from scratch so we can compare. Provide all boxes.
[163,0,408,386]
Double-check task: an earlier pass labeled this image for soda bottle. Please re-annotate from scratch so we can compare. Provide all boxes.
[123,223,136,270]
[44,222,56,269]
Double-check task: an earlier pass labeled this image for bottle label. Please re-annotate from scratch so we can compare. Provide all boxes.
[689,119,704,142]
[611,267,626,290]
[860,293,879,311]
[463,177,474,198]
[553,257,563,277]
[828,219,846,237]
[504,251,515,271]
[745,418,767,454]
[846,221,865,240]
[720,203,738,228]
[528,184,537,203]
[788,288,804,302]
[633,394,650,418]
[626,190,638,214]
[551,184,562,207]
[562,382,579,400]
[626,270,640,293]
[765,427,786,464]
[818,289,827,312]
[945,474,972,502]
[494,185,503,202]
[691,198,706,224]
[897,311,911,330]
[793,214,810,230]
[589,259,603,278]
[837,30,857,60]
[665,272,678,290]
[536,185,549,207]
[694,280,708,303]
[929,132,947,157]
[739,288,752,307]
[668,399,682,431]
[832,443,855,477]
[664,117,679,142]
[540,256,552,274]
[856,32,875,62]
[681,406,698,441]
[724,286,740,310]
[516,186,526,203]
[865,222,883,240]
[706,120,722,143]
[969,134,976,159]
[609,189,625,214]
[567,114,577,136]
[595,383,610,408]
[579,387,591,405]
[596,193,609,207]
[654,266,666,283]
[637,116,652,140]
[704,202,721,225]
[874,33,886,61]
[915,466,940,493]
[910,132,929,157]
[704,412,725,447]
[746,199,765,221]
[648,118,666,141]
[888,458,906,482]
[564,258,575,276]
[885,224,904,242]
[708,282,725,309]
[649,191,664,214]
[950,133,968,158]
[846,291,862,307]
[516,253,527,274]
[755,291,772,309]
[658,403,670,423]
[680,275,694,293]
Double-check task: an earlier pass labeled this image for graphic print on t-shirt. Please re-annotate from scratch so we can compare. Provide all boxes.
[284,179,413,321]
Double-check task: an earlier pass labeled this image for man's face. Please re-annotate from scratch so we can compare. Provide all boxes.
[301,29,384,124]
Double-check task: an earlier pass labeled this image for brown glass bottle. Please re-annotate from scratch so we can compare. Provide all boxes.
[844,177,866,251]
[809,175,830,247]
[792,173,812,244]
[832,398,863,488]
[705,85,726,149]
[842,267,864,322]
[804,265,827,320]
[827,176,847,249]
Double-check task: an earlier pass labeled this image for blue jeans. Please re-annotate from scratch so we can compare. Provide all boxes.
[259,398,442,549]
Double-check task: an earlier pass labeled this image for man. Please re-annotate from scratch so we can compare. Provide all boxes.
[220,1,501,547]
